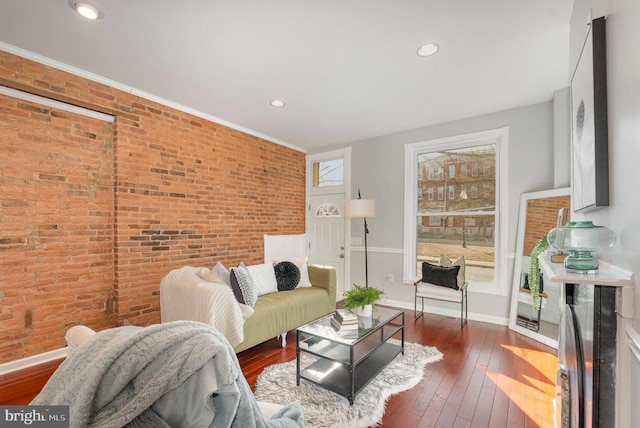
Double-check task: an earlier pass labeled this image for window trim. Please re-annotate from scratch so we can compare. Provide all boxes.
[403,127,509,296]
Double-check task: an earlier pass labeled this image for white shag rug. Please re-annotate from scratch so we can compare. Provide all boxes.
[253,340,442,428]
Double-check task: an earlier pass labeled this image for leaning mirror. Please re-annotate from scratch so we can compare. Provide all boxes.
[508,187,571,348]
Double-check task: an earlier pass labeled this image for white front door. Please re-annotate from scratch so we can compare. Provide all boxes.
[308,194,346,297]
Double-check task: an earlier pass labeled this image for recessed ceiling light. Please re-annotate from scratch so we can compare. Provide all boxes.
[270,99,286,108]
[69,1,104,20]
[417,43,439,57]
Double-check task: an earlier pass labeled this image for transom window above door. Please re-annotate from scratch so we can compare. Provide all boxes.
[312,158,343,188]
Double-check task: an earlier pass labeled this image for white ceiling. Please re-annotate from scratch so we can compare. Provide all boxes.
[0,0,574,152]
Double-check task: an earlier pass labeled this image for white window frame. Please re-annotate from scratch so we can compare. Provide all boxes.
[403,127,509,296]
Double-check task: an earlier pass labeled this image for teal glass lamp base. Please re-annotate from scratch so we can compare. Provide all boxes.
[564,250,599,273]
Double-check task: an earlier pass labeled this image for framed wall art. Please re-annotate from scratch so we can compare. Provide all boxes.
[571,16,609,212]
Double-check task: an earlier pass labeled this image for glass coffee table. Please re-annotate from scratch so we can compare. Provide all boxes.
[296,306,404,404]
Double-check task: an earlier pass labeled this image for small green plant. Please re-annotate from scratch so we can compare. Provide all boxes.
[342,284,384,310]
[529,234,549,312]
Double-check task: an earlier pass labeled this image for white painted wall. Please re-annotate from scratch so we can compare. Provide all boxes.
[322,101,559,324]
[568,1,640,426]
[312,0,640,422]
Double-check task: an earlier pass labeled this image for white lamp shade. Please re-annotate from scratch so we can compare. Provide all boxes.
[344,199,375,218]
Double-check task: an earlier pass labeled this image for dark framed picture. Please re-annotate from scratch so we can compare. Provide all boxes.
[570,16,609,212]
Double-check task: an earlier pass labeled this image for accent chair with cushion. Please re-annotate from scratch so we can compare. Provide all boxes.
[413,254,468,327]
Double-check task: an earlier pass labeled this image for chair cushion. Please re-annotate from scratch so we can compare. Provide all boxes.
[422,261,460,290]
[416,282,463,303]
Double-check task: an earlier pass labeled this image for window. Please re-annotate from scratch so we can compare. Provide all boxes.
[437,166,444,180]
[403,127,508,295]
[315,202,341,217]
[312,159,343,188]
[428,167,434,180]
[428,188,434,201]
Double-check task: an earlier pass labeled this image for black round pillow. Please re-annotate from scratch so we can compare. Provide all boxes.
[274,261,300,291]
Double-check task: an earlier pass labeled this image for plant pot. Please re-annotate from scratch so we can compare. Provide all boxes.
[356,304,372,317]
[359,315,373,329]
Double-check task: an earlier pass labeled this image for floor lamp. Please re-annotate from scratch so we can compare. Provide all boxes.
[344,189,375,287]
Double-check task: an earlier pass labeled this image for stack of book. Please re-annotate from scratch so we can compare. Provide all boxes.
[331,309,359,338]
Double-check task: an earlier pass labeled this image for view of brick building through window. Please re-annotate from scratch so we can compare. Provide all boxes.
[416,145,496,282]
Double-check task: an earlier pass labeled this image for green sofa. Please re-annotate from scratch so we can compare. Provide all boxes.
[234,264,337,352]
[160,264,337,353]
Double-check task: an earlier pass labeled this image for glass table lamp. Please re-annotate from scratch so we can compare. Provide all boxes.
[546,221,616,273]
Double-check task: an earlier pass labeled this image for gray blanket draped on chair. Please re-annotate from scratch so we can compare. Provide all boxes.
[31,320,303,428]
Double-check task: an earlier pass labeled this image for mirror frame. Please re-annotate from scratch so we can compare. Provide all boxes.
[508,187,571,348]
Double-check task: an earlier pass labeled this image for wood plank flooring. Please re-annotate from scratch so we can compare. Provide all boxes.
[238,308,558,428]
[1,307,558,427]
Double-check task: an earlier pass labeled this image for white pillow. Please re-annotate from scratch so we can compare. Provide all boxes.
[210,261,231,286]
[274,256,312,288]
[439,255,466,289]
[246,263,279,296]
[197,267,227,285]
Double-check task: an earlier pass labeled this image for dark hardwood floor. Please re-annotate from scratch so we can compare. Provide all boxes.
[238,308,558,428]
[1,308,558,427]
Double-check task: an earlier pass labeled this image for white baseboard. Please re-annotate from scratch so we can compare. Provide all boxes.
[385,298,509,326]
[0,347,67,376]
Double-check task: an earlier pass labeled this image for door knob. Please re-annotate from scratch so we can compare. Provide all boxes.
[339,254,345,258]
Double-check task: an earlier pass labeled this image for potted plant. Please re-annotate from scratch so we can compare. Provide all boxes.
[343,284,384,316]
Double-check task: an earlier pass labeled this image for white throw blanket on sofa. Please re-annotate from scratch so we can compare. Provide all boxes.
[160,266,247,348]
[32,321,303,428]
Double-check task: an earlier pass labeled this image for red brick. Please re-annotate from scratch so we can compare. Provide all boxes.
[0,50,306,363]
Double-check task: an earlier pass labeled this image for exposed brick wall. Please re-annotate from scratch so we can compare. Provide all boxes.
[0,51,306,363]
[523,195,571,256]
[0,95,115,360]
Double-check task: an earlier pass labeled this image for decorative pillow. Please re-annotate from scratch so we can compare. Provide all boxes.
[246,263,278,296]
[422,261,460,290]
[197,268,227,285]
[274,261,301,291]
[229,266,258,307]
[211,261,231,286]
[274,256,312,288]
[439,255,466,289]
